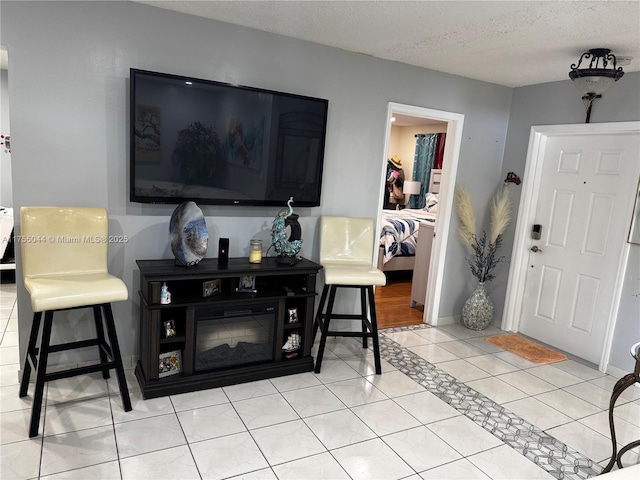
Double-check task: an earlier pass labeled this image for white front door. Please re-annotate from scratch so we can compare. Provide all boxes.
[517,129,639,365]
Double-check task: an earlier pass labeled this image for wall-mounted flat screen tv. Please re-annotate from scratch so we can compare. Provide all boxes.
[130,69,328,207]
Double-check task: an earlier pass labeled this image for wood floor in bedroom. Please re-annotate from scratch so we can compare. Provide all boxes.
[375,270,424,329]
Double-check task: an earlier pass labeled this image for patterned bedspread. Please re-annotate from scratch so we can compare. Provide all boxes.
[380,209,436,264]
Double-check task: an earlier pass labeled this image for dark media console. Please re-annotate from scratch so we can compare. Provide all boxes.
[134,257,321,399]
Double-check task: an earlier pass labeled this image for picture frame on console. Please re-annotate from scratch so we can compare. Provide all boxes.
[202,279,221,298]
[158,350,182,378]
[237,275,257,293]
[164,320,176,338]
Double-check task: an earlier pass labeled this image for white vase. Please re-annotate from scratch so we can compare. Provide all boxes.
[462,282,494,331]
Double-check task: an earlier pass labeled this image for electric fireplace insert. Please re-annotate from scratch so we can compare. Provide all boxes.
[194,303,277,371]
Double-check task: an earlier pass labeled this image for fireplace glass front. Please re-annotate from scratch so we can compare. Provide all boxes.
[194,303,276,371]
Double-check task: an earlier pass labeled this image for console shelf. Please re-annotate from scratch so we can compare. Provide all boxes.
[135,257,321,399]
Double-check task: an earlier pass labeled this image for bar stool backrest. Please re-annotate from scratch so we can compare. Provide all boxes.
[20,207,110,278]
[319,216,375,266]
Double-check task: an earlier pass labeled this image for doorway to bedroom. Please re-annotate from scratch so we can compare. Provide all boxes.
[376,103,464,329]
[0,46,15,283]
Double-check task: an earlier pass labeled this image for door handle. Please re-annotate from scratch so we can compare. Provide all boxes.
[530,245,542,253]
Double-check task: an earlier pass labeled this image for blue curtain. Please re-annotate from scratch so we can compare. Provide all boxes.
[410,134,438,209]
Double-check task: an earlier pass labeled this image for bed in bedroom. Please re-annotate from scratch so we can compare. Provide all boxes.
[377,208,436,271]
[377,169,441,273]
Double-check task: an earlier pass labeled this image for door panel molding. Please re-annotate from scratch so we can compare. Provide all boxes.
[502,121,640,372]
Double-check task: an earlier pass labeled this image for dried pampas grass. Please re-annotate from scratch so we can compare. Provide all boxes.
[454,186,476,247]
[455,182,514,283]
[489,185,512,243]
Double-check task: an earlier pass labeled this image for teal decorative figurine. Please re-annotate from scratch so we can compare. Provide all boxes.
[271,197,302,264]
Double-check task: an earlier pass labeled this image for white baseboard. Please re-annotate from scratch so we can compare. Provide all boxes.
[605,364,628,378]
[432,315,458,326]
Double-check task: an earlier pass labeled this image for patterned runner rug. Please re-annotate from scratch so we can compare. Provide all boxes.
[486,333,567,364]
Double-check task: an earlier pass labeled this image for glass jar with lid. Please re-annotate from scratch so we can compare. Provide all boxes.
[249,239,262,263]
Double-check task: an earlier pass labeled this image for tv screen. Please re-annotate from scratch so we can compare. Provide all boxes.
[130,69,328,207]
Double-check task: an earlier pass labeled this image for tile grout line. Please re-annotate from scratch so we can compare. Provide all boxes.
[379,324,602,480]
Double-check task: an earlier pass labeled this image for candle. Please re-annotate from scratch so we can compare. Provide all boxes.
[249,239,262,263]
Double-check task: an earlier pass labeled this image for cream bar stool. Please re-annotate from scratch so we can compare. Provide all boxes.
[19,207,132,437]
[313,216,387,374]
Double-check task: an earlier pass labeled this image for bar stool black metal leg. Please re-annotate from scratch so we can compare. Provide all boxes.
[314,285,337,374]
[93,306,110,380]
[29,310,53,438]
[360,287,368,349]
[313,285,329,344]
[617,440,640,469]
[368,286,382,375]
[19,311,42,398]
[602,370,640,473]
[102,304,132,412]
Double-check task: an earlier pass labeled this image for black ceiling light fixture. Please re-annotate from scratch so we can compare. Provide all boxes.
[569,48,625,123]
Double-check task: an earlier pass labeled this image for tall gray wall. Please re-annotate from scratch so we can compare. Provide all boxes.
[1,1,512,365]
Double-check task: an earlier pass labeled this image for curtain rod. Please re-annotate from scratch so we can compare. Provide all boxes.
[415,133,446,138]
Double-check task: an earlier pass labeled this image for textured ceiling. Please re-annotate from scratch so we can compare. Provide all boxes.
[133,0,640,87]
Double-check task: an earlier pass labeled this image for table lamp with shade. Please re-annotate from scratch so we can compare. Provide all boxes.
[403,180,422,209]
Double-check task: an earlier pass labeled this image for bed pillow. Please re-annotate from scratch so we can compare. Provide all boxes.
[424,193,439,213]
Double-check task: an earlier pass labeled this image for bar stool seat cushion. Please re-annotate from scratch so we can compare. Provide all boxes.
[323,263,386,286]
[25,273,128,312]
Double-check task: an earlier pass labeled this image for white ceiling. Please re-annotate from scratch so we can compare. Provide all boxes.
[2,2,637,86]
[132,0,640,88]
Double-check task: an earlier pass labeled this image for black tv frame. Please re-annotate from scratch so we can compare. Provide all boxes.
[129,68,328,207]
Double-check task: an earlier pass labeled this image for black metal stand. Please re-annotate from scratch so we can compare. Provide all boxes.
[601,347,640,474]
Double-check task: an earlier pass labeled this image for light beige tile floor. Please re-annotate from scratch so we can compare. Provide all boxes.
[1,281,639,479]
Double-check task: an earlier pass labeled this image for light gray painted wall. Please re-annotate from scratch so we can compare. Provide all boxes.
[503,73,640,371]
[0,68,10,207]
[613,246,640,371]
[2,1,512,363]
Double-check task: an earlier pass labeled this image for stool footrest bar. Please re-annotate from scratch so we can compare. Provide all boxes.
[48,338,101,353]
[44,362,116,383]
[319,314,365,320]
[326,331,374,338]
